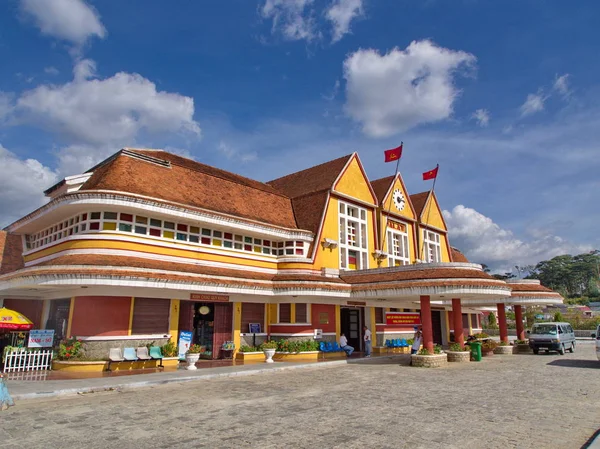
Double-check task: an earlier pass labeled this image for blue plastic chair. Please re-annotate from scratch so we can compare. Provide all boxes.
[326,342,333,352]
[394,339,400,347]
[123,347,138,361]
[385,339,392,348]
[332,342,340,351]
[319,341,327,352]
[401,338,408,347]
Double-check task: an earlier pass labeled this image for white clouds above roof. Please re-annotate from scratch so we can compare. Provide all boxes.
[471,108,490,127]
[20,0,106,47]
[343,40,476,137]
[325,0,364,43]
[520,91,546,116]
[261,0,317,42]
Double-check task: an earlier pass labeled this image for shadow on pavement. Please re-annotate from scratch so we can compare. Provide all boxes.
[547,359,600,369]
[348,355,412,366]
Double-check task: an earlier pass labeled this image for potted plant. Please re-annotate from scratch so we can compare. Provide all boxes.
[447,342,471,362]
[261,341,277,363]
[185,344,202,370]
[481,340,497,356]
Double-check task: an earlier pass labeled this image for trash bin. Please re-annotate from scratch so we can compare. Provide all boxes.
[470,342,482,362]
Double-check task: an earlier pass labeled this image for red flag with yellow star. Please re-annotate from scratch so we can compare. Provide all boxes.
[422,165,439,181]
[384,144,402,163]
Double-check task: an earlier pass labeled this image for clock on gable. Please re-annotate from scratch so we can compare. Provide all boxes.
[392,189,406,211]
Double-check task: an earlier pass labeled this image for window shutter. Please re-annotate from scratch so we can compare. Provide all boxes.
[295,304,308,323]
[131,298,170,334]
[279,304,291,323]
[241,303,265,333]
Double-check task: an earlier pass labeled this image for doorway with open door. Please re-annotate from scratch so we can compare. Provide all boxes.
[340,307,363,353]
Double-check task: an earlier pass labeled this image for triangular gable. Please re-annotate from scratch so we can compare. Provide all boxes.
[332,153,377,205]
[378,174,416,220]
[419,191,447,231]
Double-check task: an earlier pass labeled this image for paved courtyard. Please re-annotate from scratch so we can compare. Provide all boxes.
[1,344,599,449]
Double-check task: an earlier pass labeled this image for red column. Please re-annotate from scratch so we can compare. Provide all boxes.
[420,295,434,353]
[515,305,525,341]
[497,303,509,344]
[452,298,464,349]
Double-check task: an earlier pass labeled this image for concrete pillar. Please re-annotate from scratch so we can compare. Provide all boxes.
[452,298,464,348]
[515,305,525,340]
[497,303,509,344]
[420,295,434,353]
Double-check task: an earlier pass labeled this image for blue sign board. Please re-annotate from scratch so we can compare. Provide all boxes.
[28,329,55,348]
[178,331,193,360]
[249,323,261,334]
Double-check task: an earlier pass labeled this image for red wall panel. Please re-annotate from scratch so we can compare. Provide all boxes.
[3,299,44,328]
[311,304,336,333]
[70,296,131,337]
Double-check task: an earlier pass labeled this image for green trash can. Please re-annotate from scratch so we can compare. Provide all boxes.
[470,342,482,362]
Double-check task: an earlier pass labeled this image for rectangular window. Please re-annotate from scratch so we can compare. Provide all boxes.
[241,303,265,334]
[279,304,291,323]
[375,307,384,324]
[338,201,369,270]
[295,304,308,323]
[388,225,410,267]
[423,230,441,263]
[131,298,170,334]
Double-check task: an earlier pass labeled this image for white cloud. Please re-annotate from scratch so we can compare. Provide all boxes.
[218,141,257,163]
[443,205,591,272]
[20,0,106,47]
[0,93,13,123]
[553,73,570,98]
[343,40,476,137]
[471,108,490,127]
[261,0,317,42]
[15,60,200,174]
[520,91,546,116]
[325,0,363,43]
[0,144,59,227]
[44,66,59,76]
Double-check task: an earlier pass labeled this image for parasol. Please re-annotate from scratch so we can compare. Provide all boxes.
[0,307,34,331]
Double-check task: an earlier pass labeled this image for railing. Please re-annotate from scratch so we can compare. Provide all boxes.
[3,348,53,373]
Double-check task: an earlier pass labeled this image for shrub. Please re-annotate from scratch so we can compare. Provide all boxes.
[499,341,510,346]
[481,340,498,350]
[239,345,258,352]
[406,338,414,345]
[186,344,203,354]
[449,343,466,352]
[487,313,498,329]
[260,341,277,350]
[274,339,319,352]
[434,344,443,354]
[161,339,178,357]
[418,348,431,355]
[56,337,83,361]
[473,332,489,339]
[553,311,564,322]
[515,339,528,345]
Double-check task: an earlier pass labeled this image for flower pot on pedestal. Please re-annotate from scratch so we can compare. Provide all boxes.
[185,353,200,370]
[263,348,276,363]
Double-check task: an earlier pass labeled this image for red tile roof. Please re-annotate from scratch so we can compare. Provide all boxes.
[267,154,353,198]
[370,176,395,204]
[410,192,429,217]
[289,190,329,238]
[341,267,497,284]
[450,247,469,263]
[81,150,298,229]
[0,231,24,275]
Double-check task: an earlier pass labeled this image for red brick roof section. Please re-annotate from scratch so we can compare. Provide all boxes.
[0,231,24,274]
[410,192,429,218]
[80,151,298,229]
[267,154,353,198]
[341,267,497,284]
[509,283,555,293]
[289,190,329,237]
[450,247,469,263]
[370,176,395,204]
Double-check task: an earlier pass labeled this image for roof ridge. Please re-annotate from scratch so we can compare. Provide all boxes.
[267,153,353,186]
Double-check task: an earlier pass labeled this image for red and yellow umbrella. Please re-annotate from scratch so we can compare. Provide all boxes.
[0,307,34,331]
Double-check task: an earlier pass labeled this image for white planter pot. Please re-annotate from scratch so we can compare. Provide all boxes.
[263,348,276,363]
[185,353,200,370]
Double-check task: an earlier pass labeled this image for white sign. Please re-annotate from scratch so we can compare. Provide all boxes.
[178,331,193,360]
[28,329,55,348]
[314,329,323,340]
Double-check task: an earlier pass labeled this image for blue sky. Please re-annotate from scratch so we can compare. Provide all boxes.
[0,0,598,272]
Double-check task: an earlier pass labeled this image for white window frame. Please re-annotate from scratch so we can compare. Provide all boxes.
[422,229,441,263]
[387,226,410,267]
[338,201,369,270]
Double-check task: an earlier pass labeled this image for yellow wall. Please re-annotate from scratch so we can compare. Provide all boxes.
[420,194,446,231]
[169,299,179,342]
[333,156,377,205]
[312,197,340,270]
[66,297,75,338]
[233,302,242,355]
[127,297,135,336]
[381,177,415,220]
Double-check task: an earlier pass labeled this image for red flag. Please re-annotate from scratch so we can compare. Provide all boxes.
[384,144,403,163]
[422,165,439,181]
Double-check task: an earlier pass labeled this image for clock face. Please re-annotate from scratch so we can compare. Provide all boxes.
[392,189,405,211]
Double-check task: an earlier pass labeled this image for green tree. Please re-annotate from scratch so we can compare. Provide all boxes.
[553,311,564,322]
[487,313,498,329]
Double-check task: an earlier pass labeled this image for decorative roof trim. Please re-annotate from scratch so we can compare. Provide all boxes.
[342,262,485,276]
[5,192,314,240]
[332,153,378,206]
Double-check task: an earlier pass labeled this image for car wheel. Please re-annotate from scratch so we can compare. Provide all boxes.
[533,348,539,354]
[558,344,565,355]
[569,342,575,353]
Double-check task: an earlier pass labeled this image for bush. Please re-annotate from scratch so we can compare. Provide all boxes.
[406,338,414,345]
[161,339,178,357]
[487,313,498,329]
[274,339,319,352]
[515,339,528,345]
[434,344,443,354]
[449,343,466,352]
[260,341,277,350]
[56,337,83,361]
[481,341,498,350]
[473,332,489,339]
[239,345,258,352]
[553,311,564,322]
[418,348,431,355]
[186,344,203,354]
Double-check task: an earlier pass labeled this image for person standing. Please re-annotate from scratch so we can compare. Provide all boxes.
[339,333,354,357]
[363,326,372,358]
[0,374,14,411]
[411,326,423,355]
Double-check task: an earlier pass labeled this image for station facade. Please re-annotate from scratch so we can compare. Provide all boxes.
[0,148,562,358]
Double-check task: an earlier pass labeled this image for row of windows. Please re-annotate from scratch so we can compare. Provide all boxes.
[25,211,307,257]
[278,303,309,324]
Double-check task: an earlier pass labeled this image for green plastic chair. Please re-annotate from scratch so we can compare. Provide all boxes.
[149,346,164,368]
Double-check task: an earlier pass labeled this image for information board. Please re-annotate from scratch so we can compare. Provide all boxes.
[28,329,55,348]
[178,330,193,360]
[248,323,261,334]
[385,312,421,326]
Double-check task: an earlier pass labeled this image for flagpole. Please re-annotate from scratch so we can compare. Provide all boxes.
[421,163,439,263]
[379,142,402,267]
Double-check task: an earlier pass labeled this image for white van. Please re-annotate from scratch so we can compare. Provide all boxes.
[591,325,600,361]
[528,322,576,355]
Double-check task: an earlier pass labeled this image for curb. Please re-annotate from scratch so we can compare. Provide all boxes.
[12,359,350,401]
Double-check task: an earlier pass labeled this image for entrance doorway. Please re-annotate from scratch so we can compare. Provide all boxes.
[46,299,71,344]
[340,307,363,351]
[179,302,233,360]
[431,310,443,345]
